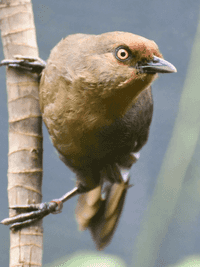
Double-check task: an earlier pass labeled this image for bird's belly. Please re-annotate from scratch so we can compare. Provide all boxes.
[47,87,153,169]
[54,114,140,170]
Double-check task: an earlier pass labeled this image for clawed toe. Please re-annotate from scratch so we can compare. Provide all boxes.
[1,201,59,230]
[0,55,46,74]
[1,187,79,230]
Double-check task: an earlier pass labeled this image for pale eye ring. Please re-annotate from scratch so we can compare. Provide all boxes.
[115,46,131,61]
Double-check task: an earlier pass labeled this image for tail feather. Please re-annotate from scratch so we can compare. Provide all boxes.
[75,168,130,249]
[104,182,129,219]
[89,179,130,250]
[75,186,101,230]
[75,153,139,249]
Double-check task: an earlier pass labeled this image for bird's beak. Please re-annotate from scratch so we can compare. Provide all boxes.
[137,56,177,74]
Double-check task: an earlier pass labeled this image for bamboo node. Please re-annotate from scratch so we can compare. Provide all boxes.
[7,184,42,196]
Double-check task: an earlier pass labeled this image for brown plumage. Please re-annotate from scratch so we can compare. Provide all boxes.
[38,31,176,249]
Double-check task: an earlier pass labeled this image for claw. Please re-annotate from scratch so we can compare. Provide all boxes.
[1,187,79,230]
[14,55,46,66]
[0,55,46,74]
[10,217,43,230]
[9,203,44,212]
[1,201,58,230]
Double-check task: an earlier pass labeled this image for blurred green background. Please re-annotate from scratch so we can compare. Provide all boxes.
[0,1,200,266]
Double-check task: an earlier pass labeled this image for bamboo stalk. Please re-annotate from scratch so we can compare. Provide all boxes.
[0,0,43,266]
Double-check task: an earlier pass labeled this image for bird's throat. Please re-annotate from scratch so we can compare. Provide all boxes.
[103,73,156,119]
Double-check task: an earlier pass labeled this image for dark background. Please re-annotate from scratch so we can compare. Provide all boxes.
[0,1,200,266]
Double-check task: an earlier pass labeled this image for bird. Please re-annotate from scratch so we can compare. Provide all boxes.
[0,31,176,250]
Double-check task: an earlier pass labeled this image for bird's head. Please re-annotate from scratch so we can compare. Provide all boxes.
[62,32,176,99]
[80,32,176,97]
[48,31,176,119]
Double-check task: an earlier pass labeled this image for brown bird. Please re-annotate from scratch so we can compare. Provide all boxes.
[1,31,176,250]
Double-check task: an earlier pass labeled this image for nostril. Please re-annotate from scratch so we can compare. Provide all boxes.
[152,57,160,63]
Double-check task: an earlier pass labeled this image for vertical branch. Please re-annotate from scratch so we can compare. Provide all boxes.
[0,0,43,266]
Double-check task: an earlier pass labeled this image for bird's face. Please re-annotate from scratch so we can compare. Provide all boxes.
[49,32,176,121]
[76,32,176,101]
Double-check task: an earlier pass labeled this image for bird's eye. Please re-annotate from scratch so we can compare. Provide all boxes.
[115,47,130,61]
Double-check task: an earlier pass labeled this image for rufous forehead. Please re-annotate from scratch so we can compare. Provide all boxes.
[111,32,162,58]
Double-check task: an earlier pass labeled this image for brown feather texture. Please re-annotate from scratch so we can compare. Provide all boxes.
[39,31,176,249]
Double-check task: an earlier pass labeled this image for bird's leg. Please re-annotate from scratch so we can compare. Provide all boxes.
[1,187,80,230]
[0,55,46,74]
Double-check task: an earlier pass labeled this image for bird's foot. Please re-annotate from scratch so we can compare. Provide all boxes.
[1,200,62,230]
[0,55,46,74]
[1,187,79,231]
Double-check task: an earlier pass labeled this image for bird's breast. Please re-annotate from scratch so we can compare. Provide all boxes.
[42,86,153,170]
